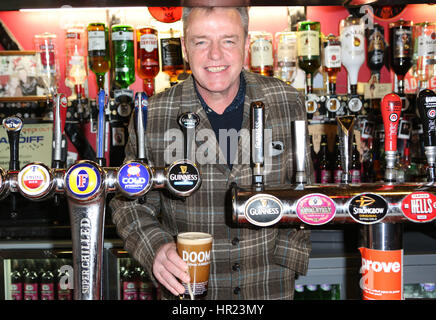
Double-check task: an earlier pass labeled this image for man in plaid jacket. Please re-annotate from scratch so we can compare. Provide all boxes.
[109,6,314,300]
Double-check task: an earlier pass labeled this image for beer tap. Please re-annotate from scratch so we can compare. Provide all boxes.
[336,115,355,184]
[292,120,307,188]
[52,93,68,170]
[417,89,436,183]
[251,101,265,191]
[3,116,23,216]
[96,89,107,167]
[380,93,402,183]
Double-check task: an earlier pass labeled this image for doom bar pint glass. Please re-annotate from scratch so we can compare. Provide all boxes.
[176,232,213,300]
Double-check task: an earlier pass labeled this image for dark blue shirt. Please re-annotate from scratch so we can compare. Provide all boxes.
[194,73,245,169]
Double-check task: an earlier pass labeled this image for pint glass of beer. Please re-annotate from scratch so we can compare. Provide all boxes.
[176,232,213,300]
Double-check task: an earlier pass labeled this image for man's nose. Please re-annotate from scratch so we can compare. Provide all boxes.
[208,41,223,60]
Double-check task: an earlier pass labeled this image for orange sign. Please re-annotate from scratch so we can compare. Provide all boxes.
[359,247,403,300]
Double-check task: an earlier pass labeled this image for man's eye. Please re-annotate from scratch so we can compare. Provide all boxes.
[195,41,206,46]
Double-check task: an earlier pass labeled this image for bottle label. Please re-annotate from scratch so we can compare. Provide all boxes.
[392,28,412,58]
[320,170,331,184]
[138,281,154,300]
[122,281,138,300]
[11,283,23,300]
[417,32,436,57]
[40,283,55,300]
[297,30,320,56]
[160,37,183,67]
[323,45,341,68]
[333,169,343,183]
[88,30,106,51]
[57,283,72,300]
[340,25,365,59]
[140,34,158,52]
[351,169,361,183]
[112,31,133,41]
[277,38,296,63]
[250,38,273,67]
[24,283,38,300]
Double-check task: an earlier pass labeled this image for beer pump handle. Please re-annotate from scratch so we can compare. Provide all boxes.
[52,93,68,169]
[417,89,436,182]
[251,101,265,190]
[96,89,107,167]
[293,120,307,187]
[134,92,148,162]
[381,93,402,183]
[337,115,355,184]
[3,116,23,216]
[3,116,23,171]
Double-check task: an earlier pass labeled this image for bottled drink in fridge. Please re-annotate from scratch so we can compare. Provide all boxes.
[23,260,39,300]
[249,31,274,77]
[318,134,332,184]
[137,26,159,97]
[40,260,55,300]
[10,260,23,300]
[389,19,413,95]
[275,31,297,84]
[120,260,138,300]
[87,22,111,90]
[294,284,305,300]
[112,24,135,89]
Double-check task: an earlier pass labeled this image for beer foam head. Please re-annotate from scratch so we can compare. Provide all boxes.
[178,232,213,245]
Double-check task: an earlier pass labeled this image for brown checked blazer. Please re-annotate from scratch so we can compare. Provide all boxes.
[109,70,314,300]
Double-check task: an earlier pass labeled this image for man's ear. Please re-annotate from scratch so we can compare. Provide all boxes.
[181,36,189,63]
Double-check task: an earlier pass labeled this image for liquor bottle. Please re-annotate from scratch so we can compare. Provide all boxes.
[87,22,111,90]
[274,31,297,84]
[65,25,87,100]
[323,33,341,94]
[332,136,343,183]
[137,26,159,97]
[40,260,55,300]
[120,260,138,300]
[297,21,321,94]
[389,20,413,95]
[414,22,436,90]
[111,24,135,89]
[318,134,332,184]
[34,32,59,97]
[23,260,39,300]
[351,137,361,183]
[249,31,274,77]
[10,260,23,300]
[366,23,386,83]
[160,28,184,86]
[340,15,365,114]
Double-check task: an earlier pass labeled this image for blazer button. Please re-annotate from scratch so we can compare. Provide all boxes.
[231,237,239,245]
[232,263,240,271]
[233,287,241,295]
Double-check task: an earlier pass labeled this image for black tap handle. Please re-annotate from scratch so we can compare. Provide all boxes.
[3,116,23,171]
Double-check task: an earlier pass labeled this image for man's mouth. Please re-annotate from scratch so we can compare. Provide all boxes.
[206,66,228,73]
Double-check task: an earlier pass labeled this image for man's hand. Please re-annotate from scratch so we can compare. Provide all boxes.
[153,242,190,296]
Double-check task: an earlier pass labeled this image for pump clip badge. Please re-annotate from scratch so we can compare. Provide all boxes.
[401,192,436,223]
[295,193,336,225]
[178,112,200,129]
[65,162,101,200]
[117,161,152,196]
[2,116,22,132]
[245,194,283,227]
[18,164,51,197]
[348,193,388,224]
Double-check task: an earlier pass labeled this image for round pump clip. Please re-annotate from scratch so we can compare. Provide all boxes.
[116,160,153,198]
[17,162,54,200]
[64,160,105,202]
[165,159,201,197]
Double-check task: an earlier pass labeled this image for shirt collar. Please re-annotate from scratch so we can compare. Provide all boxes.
[193,72,246,115]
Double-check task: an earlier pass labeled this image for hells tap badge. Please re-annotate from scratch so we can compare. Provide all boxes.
[401,192,436,223]
[348,193,388,224]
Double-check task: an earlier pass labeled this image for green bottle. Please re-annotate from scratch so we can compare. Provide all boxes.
[87,22,111,90]
[297,20,321,94]
[111,24,135,89]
